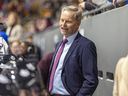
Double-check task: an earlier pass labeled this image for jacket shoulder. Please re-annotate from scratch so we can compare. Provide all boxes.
[79,36,96,48]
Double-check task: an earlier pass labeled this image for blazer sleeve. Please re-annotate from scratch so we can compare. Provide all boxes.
[76,42,98,96]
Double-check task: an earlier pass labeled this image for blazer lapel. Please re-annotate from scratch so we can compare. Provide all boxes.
[49,32,82,72]
[62,33,82,69]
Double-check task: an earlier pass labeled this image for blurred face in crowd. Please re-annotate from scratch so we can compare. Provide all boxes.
[35,18,47,32]
[10,41,28,56]
[20,42,28,55]
[6,12,18,26]
[10,41,21,56]
[59,10,80,38]
[25,20,36,34]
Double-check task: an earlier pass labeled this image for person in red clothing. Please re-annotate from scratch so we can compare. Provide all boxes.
[37,52,54,96]
[38,52,54,86]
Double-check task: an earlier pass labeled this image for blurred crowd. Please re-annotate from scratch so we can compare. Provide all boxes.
[0,0,126,41]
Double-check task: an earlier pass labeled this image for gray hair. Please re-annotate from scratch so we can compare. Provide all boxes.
[61,5,83,21]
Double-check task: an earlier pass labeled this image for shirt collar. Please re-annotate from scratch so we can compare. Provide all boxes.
[63,32,78,44]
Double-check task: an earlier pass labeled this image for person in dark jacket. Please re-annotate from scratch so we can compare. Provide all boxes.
[48,5,98,96]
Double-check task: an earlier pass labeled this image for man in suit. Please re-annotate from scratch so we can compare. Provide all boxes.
[48,5,98,96]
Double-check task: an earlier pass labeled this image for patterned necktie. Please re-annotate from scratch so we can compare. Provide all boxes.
[49,39,68,92]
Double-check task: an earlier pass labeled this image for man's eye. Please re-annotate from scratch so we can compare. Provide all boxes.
[67,21,72,23]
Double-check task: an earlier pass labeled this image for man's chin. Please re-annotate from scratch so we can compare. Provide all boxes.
[61,31,67,35]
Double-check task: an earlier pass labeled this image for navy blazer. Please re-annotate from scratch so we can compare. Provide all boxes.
[49,33,98,96]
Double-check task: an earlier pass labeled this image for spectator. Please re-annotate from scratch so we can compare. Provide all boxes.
[10,40,22,56]
[0,31,8,54]
[35,17,53,33]
[38,52,54,87]
[10,40,40,61]
[6,11,23,43]
[37,52,54,96]
[92,0,112,7]
[79,0,99,11]
[24,20,37,35]
[113,55,128,96]
[10,40,41,96]
[112,0,128,6]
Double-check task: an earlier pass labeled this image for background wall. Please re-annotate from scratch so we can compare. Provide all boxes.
[80,4,128,96]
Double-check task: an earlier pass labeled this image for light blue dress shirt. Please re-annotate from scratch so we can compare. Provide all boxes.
[51,32,78,95]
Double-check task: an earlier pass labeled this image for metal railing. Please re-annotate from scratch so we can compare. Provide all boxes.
[83,0,127,16]
[45,0,128,28]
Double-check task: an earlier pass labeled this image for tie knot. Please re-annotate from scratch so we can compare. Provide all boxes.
[63,39,68,44]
